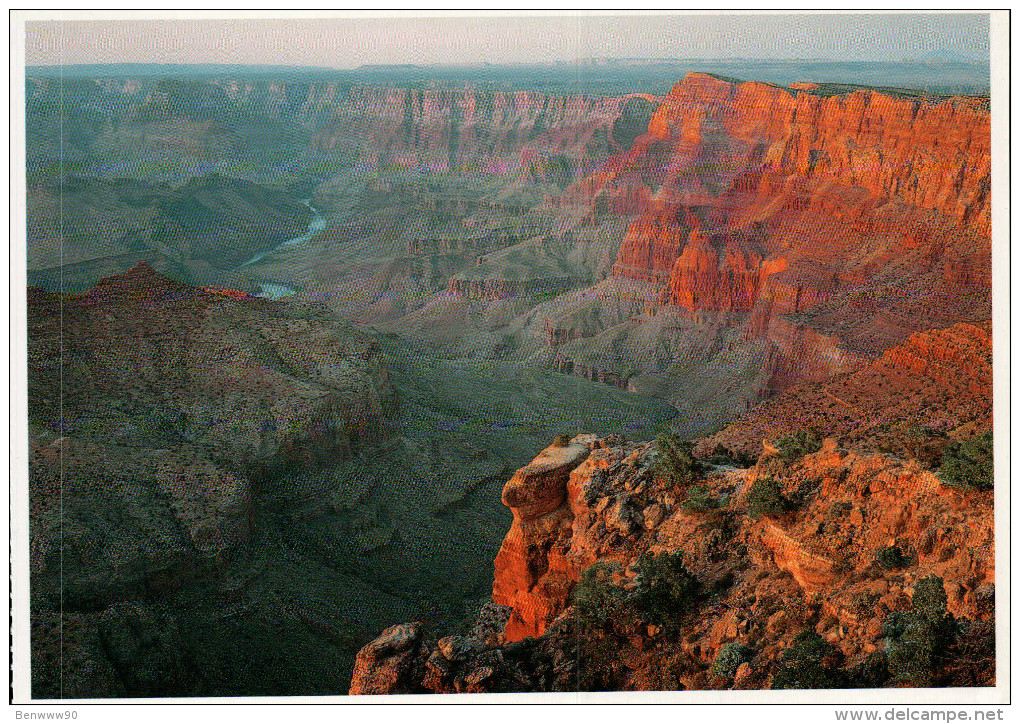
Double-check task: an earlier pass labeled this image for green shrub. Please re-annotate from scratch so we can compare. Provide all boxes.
[939,431,993,491]
[552,434,573,447]
[875,545,912,571]
[712,642,755,679]
[632,551,700,627]
[771,630,845,689]
[682,484,720,513]
[881,575,955,687]
[845,651,890,688]
[745,477,787,518]
[877,423,949,468]
[886,618,938,687]
[572,561,625,630]
[653,434,702,487]
[775,430,823,464]
[912,575,949,625]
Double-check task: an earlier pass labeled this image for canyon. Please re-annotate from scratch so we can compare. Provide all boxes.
[25,62,994,697]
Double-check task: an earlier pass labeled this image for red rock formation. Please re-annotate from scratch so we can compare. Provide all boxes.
[698,322,992,458]
[614,73,990,295]
[354,431,994,692]
[665,228,777,312]
[571,73,992,397]
[613,207,694,283]
[491,437,593,641]
[644,74,989,230]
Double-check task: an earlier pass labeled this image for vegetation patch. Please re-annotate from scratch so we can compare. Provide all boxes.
[875,545,913,571]
[712,642,755,680]
[572,561,626,630]
[681,483,723,513]
[745,477,788,519]
[653,434,702,487]
[771,630,846,689]
[774,430,823,464]
[632,551,701,629]
[882,575,955,687]
[939,431,993,491]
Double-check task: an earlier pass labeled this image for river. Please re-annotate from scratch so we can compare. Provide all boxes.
[236,199,326,299]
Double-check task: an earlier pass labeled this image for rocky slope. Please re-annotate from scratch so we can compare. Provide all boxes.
[29,263,400,697]
[350,430,994,694]
[698,322,992,458]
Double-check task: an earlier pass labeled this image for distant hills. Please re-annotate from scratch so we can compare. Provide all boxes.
[26,58,990,97]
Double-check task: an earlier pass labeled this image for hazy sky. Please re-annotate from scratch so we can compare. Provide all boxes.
[24,12,990,68]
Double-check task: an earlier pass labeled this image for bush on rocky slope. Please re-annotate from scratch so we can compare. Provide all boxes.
[939,431,993,491]
[633,551,702,629]
[712,643,755,680]
[745,476,788,519]
[882,575,955,687]
[874,545,913,572]
[572,561,626,631]
[774,430,823,464]
[653,434,702,487]
[771,630,846,690]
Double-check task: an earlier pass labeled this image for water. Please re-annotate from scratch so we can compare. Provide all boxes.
[255,283,298,300]
[237,200,325,269]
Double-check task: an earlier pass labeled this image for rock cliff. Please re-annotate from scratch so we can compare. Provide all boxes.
[699,322,992,458]
[350,430,994,694]
[544,72,990,405]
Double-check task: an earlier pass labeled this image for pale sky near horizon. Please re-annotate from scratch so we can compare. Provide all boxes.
[24,13,990,68]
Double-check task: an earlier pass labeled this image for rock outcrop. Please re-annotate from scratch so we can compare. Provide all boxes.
[352,429,994,692]
[699,322,992,458]
[492,437,593,640]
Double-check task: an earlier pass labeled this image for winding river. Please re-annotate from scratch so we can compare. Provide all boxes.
[237,200,326,299]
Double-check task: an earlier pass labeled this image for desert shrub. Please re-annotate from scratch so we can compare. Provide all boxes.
[875,545,913,571]
[745,477,787,518]
[877,423,949,468]
[912,575,949,625]
[653,434,702,487]
[845,651,890,688]
[632,551,701,627]
[882,575,955,687]
[886,617,938,687]
[552,434,572,447]
[706,444,758,468]
[712,642,755,679]
[775,430,823,464]
[771,630,845,689]
[572,561,626,630]
[793,476,823,503]
[939,431,993,491]
[682,484,720,513]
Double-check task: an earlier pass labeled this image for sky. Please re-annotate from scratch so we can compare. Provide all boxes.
[24,12,990,68]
